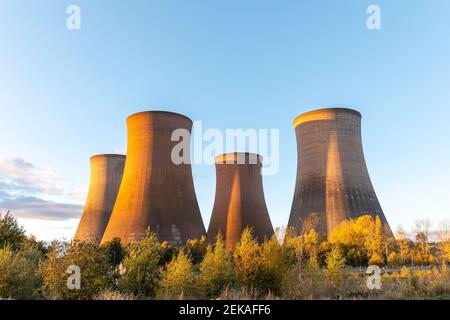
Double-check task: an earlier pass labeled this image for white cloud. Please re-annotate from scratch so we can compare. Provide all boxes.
[0,156,83,221]
[0,157,63,195]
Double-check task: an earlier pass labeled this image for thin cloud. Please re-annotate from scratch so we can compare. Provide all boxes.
[0,156,83,221]
[0,196,82,220]
[0,157,63,195]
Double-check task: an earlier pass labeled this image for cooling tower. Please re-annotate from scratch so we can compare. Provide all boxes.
[101,111,205,245]
[288,108,391,234]
[207,152,274,249]
[74,154,125,243]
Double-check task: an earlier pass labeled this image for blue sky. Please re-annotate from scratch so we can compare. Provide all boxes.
[0,0,449,240]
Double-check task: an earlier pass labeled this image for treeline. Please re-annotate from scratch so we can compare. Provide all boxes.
[0,212,449,300]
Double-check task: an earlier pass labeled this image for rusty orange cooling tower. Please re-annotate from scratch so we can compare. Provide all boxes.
[74,154,125,243]
[207,152,274,249]
[101,111,205,245]
[288,108,391,234]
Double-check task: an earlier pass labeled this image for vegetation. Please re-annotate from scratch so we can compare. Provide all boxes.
[0,212,449,300]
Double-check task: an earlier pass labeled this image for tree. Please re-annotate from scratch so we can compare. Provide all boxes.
[233,228,261,289]
[119,230,161,297]
[367,216,385,265]
[438,220,450,243]
[0,211,26,251]
[396,226,412,265]
[185,236,207,264]
[198,234,234,298]
[303,228,320,263]
[329,215,389,266]
[39,240,113,299]
[157,249,195,299]
[103,237,125,267]
[0,245,42,299]
[259,235,290,295]
[325,246,346,281]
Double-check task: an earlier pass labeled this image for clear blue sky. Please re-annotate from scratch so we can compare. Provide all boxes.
[0,0,449,240]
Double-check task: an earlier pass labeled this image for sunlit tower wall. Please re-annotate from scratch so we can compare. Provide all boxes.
[288,108,391,235]
[101,111,206,245]
[74,154,126,243]
[207,152,274,250]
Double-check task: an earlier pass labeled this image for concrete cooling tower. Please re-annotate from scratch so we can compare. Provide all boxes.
[74,154,125,243]
[207,152,274,250]
[101,111,205,245]
[288,108,391,235]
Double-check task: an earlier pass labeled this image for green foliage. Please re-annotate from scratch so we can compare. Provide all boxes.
[157,249,195,299]
[185,236,207,264]
[198,234,234,298]
[1,211,449,300]
[119,231,161,297]
[103,237,125,267]
[0,245,42,299]
[0,212,27,251]
[39,240,113,300]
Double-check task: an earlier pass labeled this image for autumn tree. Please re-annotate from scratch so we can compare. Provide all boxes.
[40,240,113,300]
[119,230,161,297]
[198,234,234,298]
[185,235,207,264]
[259,235,290,295]
[157,249,195,299]
[233,228,262,290]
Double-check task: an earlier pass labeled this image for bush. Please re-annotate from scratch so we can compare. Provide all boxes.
[0,245,42,299]
[198,234,234,298]
[118,231,161,297]
[233,228,261,290]
[185,236,207,264]
[259,235,290,295]
[39,241,113,299]
[157,249,195,299]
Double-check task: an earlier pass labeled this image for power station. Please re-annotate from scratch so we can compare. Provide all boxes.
[74,108,389,245]
[101,111,206,245]
[74,154,125,243]
[207,152,274,249]
[288,108,391,234]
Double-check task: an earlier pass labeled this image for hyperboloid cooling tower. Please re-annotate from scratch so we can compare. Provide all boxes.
[207,152,274,249]
[288,108,391,234]
[101,111,205,245]
[74,154,125,243]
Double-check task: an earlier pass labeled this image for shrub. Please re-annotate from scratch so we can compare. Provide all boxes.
[157,249,195,299]
[39,241,113,299]
[0,245,42,299]
[198,234,234,298]
[233,228,261,290]
[118,231,161,297]
[185,236,207,264]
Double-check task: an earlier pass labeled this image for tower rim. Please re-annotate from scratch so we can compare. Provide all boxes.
[90,154,126,161]
[214,152,263,164]
[126,110,193,124]
[293,107,361,128]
